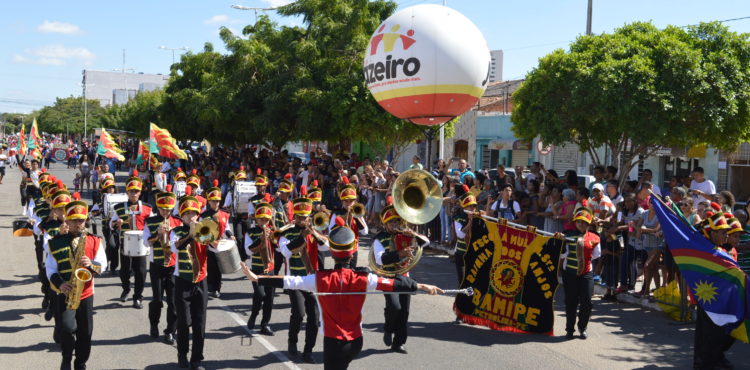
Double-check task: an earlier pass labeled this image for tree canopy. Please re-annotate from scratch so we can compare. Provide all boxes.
[512,21,750,180]
[31,96,106,135]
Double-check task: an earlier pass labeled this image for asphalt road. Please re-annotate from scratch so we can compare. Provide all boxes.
[1,163,748,369]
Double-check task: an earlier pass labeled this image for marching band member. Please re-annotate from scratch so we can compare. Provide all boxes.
[174,167,187,183]
[111,170,153,308]
[92,178,119,274]
[46,193,107,370]
[202,180,234,299]
[243,195,276,335]
[32,175,55,310]
[560,207,600,340]
[373,198,430,354]
[246,168,269,221]
[170,192,210,369]
[453,185,478,285]
[40,183,72,341]
[328,176,367,268]
[143,185,182,344]
[186,169,206,210]
[223,167,247,256]
[272,174,295,274]
[278,186,329,363]
[241,225,442,370]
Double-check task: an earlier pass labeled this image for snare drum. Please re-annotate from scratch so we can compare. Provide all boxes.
[233,181,257,214]
[122,230,149,257]
[215,239,241,274]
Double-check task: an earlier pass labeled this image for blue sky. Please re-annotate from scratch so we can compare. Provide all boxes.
[2,0,750,113]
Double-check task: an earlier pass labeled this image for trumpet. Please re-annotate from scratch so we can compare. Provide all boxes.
[312,211,330,232]
[350,202,366,218]
[273,224,295,240]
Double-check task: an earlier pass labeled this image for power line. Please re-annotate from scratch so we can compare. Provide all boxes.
[679,15,750,28]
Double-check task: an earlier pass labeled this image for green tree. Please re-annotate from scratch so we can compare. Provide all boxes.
[512,21,750,183]
[29,96,106,135]
[160,0,431,150]
[103,89,165,136]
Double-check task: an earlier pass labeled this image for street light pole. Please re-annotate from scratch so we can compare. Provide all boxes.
[158,45,190,67]
[112,49,135,105]
[231,4,279,23]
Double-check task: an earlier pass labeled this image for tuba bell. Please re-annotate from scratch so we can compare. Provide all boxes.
[391,169,443,225]
[312,212,330,232]
[368,169,440,277]
[193,217,220,244]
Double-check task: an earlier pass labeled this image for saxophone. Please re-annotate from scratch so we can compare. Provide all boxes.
[67,233,93,310]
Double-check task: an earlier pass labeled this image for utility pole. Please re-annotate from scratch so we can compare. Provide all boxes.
[112,49,135,105]
[586,0,593,35]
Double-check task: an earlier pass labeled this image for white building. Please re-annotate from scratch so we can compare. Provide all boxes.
[489,50,503,83]
[82,70,169,107]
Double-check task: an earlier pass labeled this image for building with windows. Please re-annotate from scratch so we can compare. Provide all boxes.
[489,49,503,83]
[82,70,169,107]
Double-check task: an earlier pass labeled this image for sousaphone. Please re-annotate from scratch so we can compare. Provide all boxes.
[369,169,442,276]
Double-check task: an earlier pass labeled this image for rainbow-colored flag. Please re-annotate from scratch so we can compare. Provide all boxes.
[28,118,41,149]
[17,124,27,156]
[96,128,125,161]
[149,123,187,160]
[651,197,750,342]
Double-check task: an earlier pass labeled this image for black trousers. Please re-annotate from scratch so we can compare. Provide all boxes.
[694,307,735,370]
[35,235,50,296]
[206,252,222,293]
[119,253,147,299]
[288,289,318,353]
[562,270,593,333]
[232,214,249,261]
[102,225,119,271]
[251,281,275,325]
[58,294,93,368]
[455,252,466,285]
[175,278,208,363]
[274,251,284,275]
[149,263,177,334]
[384,293,410,346]
[324,336,363,370]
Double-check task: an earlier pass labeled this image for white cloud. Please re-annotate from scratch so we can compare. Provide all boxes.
[204,14,243,25]
[12,44,96,66]
[37,20,84,35]
[261,0,294,7]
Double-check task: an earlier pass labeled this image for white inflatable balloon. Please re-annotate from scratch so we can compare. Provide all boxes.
[364,4,491,125]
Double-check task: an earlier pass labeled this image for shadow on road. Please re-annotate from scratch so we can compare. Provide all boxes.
[0,340,57,354]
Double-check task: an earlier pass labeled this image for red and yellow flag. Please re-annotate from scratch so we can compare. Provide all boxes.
[28,118,41,149]
[17,124,27,156]
[96,128,125,161]
[150,123,187,160]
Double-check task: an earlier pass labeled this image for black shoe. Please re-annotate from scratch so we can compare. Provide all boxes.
[579,330,588,339]
[390,345,408,354]
[44,307,54,322]
[260,325,274,336]
[189,361,205,370]
[383,331,393,346]
[60,360,72,370]
[164,333,175,345]
[110,269,118,277]
[208,291,221,299]
[150,324,159,338]
[565,331,575,340]
[177,354,189,368]
[302,352,316,364]
[119,290,129,302]
[288,342,299,357]
[73,363,86,370]
[246,314,257,331]
[133,299,143,309]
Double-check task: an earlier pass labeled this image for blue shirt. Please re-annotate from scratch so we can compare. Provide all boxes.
[451,169,475,184]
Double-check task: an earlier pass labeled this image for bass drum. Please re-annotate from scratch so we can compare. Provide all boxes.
[103,193,128,220]
[233,181,257,214]
[215,239,242,274]
[122,230,149,256]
